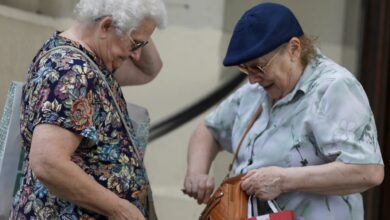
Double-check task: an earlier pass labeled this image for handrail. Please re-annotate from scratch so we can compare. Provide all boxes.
[149,72,246,141]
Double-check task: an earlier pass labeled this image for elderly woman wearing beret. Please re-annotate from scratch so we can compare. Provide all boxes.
[10,0,167,219]
[183,3,384,220]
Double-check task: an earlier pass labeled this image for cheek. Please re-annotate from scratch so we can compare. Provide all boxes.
[110,45,130,62]
[274,71,296,98]
[278,74,290,87]
[274,65,292,86]
[109,37,130,56]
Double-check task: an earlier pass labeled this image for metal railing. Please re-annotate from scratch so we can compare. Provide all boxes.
[149,72,246,141]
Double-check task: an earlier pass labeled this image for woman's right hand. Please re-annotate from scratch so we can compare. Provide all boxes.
[108,199,145,220]
[183,172,215,204]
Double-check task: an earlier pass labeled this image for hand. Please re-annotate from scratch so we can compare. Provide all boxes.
[241,166,285,201]
[108,199,145,220]
[183,172,215,204]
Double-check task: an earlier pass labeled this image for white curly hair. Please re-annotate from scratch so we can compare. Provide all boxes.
[74,0,167,34]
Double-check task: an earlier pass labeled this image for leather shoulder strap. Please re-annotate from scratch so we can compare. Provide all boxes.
[226,105,262,178]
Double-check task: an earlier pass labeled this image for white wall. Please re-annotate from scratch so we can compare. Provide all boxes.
[0,0,78,17]
[0,4,72,116]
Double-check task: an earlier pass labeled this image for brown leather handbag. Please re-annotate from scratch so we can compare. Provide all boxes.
[199,106,263,220]
[199,174,247,220]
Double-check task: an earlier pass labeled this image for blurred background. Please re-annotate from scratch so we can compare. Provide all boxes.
[0,0,388,219]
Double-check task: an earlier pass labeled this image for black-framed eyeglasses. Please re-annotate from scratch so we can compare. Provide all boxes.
[129,37,149,52]
[93,16,149,52]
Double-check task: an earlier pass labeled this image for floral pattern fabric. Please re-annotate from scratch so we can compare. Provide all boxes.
[205,51,383,220]
[10,32,151,219]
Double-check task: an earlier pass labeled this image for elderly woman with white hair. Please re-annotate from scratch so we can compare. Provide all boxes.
[10,0,167,219]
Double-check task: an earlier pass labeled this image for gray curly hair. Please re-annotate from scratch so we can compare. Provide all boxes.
[74,0,167,34]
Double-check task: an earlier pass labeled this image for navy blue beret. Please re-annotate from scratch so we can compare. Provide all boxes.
[223,3,304,66]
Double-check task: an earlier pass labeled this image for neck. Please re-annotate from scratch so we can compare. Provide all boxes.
[60,22,96,53]
[286,63,305,93]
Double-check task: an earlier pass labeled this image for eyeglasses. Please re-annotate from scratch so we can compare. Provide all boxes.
[93,17,149,52]
[129,36,149,52]
[238,49,280,75]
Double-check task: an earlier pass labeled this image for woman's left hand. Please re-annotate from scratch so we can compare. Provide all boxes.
[240,166,286,200]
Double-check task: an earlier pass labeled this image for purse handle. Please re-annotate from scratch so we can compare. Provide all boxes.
[31,45,143,164]
[226,105,263,179]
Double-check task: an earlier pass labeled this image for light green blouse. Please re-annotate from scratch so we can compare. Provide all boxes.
[205,51,383,220]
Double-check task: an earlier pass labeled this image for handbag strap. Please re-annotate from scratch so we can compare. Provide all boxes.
[226,105,263,179]
[31,45,143,163]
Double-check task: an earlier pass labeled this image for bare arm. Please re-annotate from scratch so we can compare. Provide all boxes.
[183,121,222,204]
[187,121,221,175]
[30,124,144,219]
[282,161,384,195]
[241,161,384,200]
[114,39,162,86]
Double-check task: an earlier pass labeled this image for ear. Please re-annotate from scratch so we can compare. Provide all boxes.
[287,37,302,62]
[96,16,114,39]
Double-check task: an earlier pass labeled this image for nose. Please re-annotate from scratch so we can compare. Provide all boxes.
[248,72,264,84]
[130,49,142,61]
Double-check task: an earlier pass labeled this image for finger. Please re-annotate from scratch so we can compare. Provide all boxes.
[202,189,212,204]
[184,178,198,199]
[189,180,198,196]
[241,170,257,180]
[183,177,192,194]
[242,170,256,180]
[181,188,189,195]
[243,186,253,195]
[244,177,259,195]
[241,178,249,191]
[196,180,208,204]
[241,175,254,191]
[256,191,271,201]
[202,178,215,203]
[245,182,255,195]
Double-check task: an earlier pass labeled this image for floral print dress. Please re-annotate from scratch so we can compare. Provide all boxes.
[10,32,151,220]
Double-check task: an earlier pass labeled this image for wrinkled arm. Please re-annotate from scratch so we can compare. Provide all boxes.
[186,121,221,175]
[282,161,384,195]
[183,121,221,204]
[115,39,162,86]
[242,161,384,200]
[30,124,144,219]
